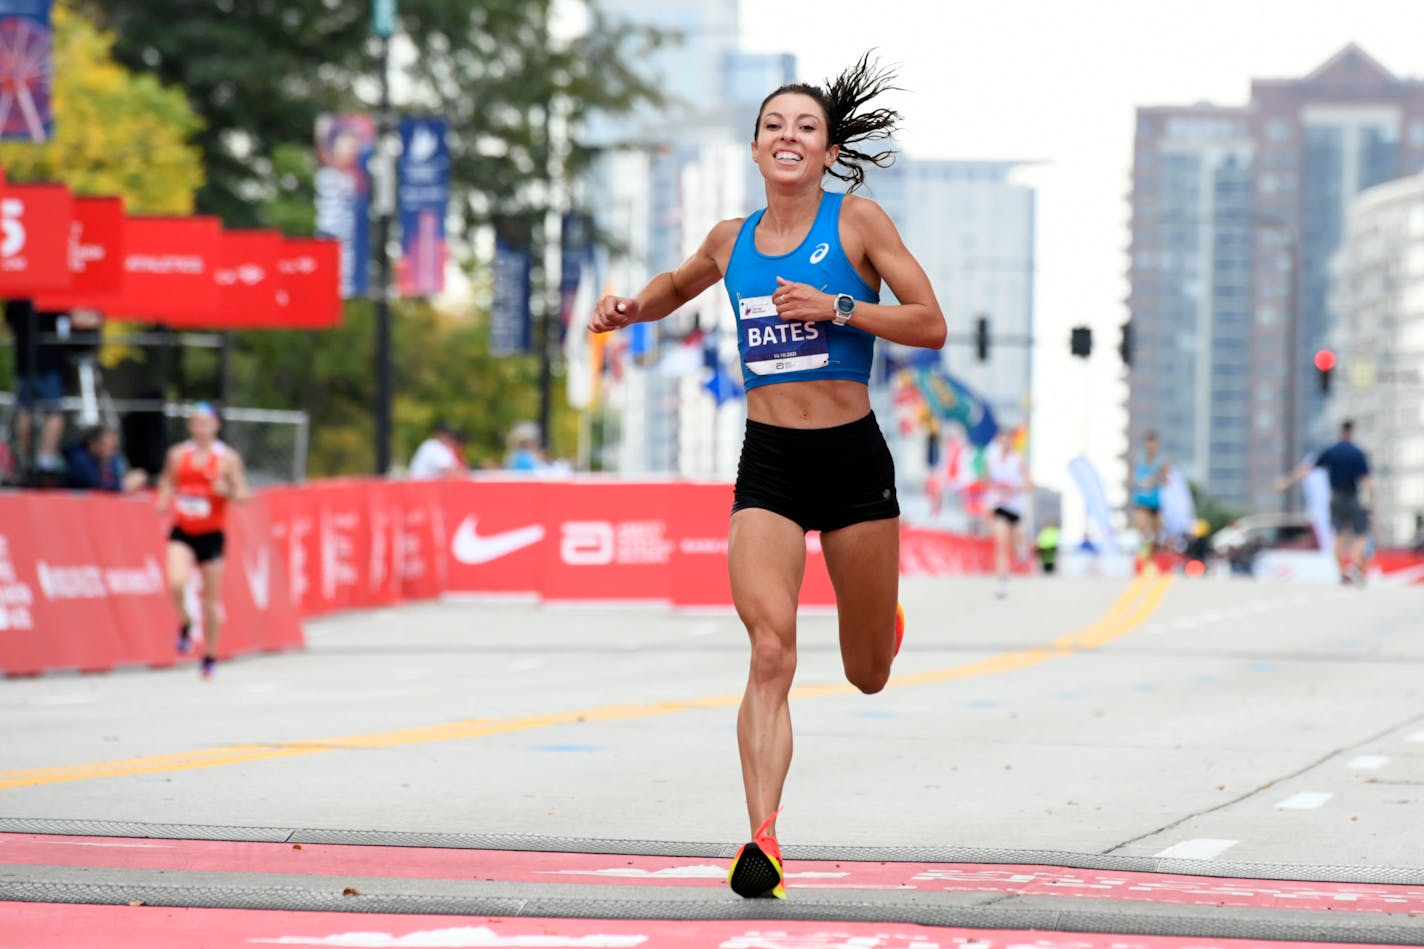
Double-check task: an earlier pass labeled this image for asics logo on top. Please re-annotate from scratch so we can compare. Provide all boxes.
[808,242,829,264]
[451,516,545,564]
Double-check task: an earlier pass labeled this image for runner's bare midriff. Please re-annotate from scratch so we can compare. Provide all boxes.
[746,379,871,429]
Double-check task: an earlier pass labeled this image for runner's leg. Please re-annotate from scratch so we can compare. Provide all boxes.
[167,541,195,625]
[729,507,806,838]
[821,517,899,695]
[199,558,225,659]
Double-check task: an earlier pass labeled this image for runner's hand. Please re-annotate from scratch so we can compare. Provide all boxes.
[774,276,834,322]
[590,295,640,334]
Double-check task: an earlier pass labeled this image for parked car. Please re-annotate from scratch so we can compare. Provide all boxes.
[1211,514,1320,574]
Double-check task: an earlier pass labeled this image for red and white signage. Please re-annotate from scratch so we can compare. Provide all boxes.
[441,479,547,597]
[101,215,222,326]
[277,237,342,328]
[34,195,126,310]
[0,182,72,293]
[216,229,283,327]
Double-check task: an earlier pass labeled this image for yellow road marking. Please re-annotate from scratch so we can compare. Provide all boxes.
[0,573,1172,791]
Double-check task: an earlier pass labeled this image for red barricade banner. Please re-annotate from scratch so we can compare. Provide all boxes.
[362,479,402,608]
[80,494,178,669]
[394,481,447,601]
[538,479,676,604]
[667,481,734,610]
[261,485,320,617]
[34,195,126,310]
[221,496,304,655]
[442,478,547,597]
[0,183,73,293]
[0,492,304,677]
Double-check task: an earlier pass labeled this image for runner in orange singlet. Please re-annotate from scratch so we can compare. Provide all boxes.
[156,403,250,678]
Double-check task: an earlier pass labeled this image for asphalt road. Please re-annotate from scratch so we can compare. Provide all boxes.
[3,571,1423,946]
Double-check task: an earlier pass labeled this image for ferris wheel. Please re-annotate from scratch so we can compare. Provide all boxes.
[0,8,53,143]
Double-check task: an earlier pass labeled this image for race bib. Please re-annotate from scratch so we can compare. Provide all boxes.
[176,495,212,519]
[739,294,828,375]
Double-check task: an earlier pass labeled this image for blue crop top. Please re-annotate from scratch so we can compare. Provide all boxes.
[724,191,880,390]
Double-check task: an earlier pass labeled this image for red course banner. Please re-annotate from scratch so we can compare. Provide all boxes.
[0,182,72,293]
[215,229,283,328]
[277,237,342,328]
[33,195,126,310]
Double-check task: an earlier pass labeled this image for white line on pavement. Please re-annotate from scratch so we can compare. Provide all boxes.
[1347,755,1389,769]
[1408,732,1424,743]
[1277,791,1333,809]
[1154,838,1239,859]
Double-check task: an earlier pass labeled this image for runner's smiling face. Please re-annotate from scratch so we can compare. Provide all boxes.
[752,92,838,187]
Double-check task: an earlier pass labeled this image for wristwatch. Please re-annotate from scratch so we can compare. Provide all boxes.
[833,293,856,326]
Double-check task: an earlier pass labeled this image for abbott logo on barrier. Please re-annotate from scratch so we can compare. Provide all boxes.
[451,517,545,565]
[560,521,614,566]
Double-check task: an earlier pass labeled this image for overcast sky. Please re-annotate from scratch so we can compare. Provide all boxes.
[739,0,1421,525]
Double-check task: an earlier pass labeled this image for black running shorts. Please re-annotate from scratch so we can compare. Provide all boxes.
[169,526,226,564]
[732,412,899,533]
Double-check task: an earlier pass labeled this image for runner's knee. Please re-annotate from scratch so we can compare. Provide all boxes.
[747,629,796,687]
[845,657,889,695]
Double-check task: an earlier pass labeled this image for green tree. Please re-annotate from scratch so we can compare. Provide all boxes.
[83,0,667,231]
[80,0,666,476]
[0,1,202,211]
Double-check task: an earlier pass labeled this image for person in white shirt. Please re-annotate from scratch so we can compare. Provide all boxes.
[408,423,466,479]
[984,428,1031,598]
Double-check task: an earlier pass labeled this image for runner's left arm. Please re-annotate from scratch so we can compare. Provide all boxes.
[224,453,251,504]
[771,197,946,349]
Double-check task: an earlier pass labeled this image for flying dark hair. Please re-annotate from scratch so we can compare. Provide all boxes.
[753,51,902,193]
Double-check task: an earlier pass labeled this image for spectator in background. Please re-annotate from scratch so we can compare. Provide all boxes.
[408,422,467,479]
[506,422,547,472]
[64,426,147,493]
[4,299,68,476]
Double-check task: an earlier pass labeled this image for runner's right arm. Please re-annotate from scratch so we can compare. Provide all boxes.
[589,219,741,333]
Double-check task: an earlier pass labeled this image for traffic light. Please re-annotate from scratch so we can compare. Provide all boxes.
[1070,325,1093,358]
[1315,349,1335,393]
[1118,322,1133,366]
[974,315,989,362]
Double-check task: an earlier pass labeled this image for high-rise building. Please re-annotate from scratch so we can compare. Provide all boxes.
[1127,45,1424,512]
[1329,172,1424,545]
[1128,106,1254,504]
[865,160,1037,429]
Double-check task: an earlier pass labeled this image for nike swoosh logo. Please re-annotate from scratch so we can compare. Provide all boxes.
[451,516,545,565]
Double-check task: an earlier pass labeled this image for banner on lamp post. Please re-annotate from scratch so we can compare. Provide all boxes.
[315,113,375,298]
[490,228,532,357]
[396,117,449,298]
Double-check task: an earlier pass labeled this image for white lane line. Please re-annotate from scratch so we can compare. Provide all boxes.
[1154,838,1239,859]
[1277,791,1333,809]
[1347,755,1389,769]
[1408,731,1424,743]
